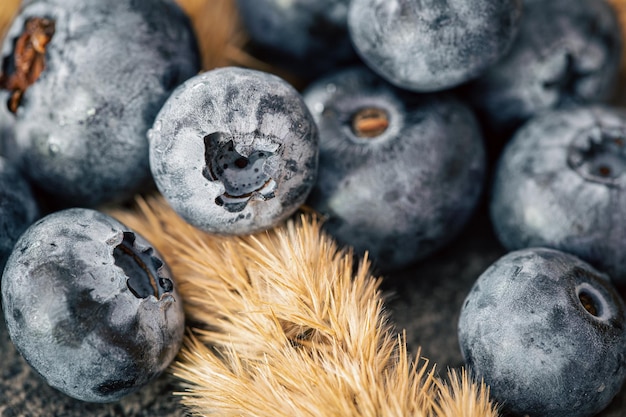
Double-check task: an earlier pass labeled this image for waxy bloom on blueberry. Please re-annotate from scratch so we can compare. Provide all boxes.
[149,67,319,235]
[303,66,486,271]
[466,0,622,139]
[1,208,185,403]
[0,156,38,273]
[0,0,200,207]
[459,247,626,417]
[491,105,626,288]
[348,0,522,92]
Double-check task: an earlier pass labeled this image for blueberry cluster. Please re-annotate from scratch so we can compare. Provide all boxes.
[234,0,626,415]
[1,0,626,413]
[0,0,197,404]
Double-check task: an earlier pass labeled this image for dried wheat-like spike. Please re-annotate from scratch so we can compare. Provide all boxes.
[434,369,499,417]
[111,195,498,417]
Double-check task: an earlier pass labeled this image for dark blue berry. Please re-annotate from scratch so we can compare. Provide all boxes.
[1,208,185,402]
[348,0,522,92]
[458,247,626,417]
[0,156,38,273]
[303,66,486,271]
[491,105,626,289]
[236,0,357,78]
[0,0,200,207]
[465,0,622,139]
[149,67,319,235]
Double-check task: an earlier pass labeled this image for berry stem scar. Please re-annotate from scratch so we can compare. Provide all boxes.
[0,17,55,113]
[351,108,389,138]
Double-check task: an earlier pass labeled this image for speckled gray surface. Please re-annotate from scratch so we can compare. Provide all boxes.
[2,203,626,415]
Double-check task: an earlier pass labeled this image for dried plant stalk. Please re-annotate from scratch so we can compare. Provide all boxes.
[112,196,498,417]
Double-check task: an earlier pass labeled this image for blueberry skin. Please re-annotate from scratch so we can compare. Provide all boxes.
[0,156,38,273]
[149,67,319,235]
[236,0,357,78]
[1,208,185,403]
[303,67,486,271]
[465,0,622,139]
[0,0,200,207]
[0,106,17,160]
[491,105,626,289]
[347,0,522,92]
[458,247,626,417]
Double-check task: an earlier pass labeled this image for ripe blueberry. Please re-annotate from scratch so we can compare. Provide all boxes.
[458,247,626,417]
[0,156,38,273]
[348,0,522,92]
[465,0,622,139]
[0,0,200,207]
[303,66,486,271]
[491,105,626,289]
[1,208,185,402]
[236,0,357,78]
[149,67,319,235]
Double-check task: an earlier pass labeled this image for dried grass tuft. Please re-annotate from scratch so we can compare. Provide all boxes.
[111,196,498,417]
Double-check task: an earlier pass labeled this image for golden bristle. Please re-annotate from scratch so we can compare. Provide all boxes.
[111,196,497,417]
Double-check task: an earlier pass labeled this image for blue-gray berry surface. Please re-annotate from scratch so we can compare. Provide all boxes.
[348,0,522,92]
[458,247,626,417]
[149,67,319,235]
[0,103,17,160]
[465,0,622,139]
[491,105,626,289]
[303,66,486,271]
[0,0,200,207]
[236,0,356,78]
[0,156,38,273]
[1,208,185,403]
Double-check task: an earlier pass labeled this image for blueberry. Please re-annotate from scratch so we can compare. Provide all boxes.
[149,67,319,235]
[458,247,626,417]
[465,0,622,139]
[347,0,522,92]
[1,208,185,402]
[0,156,38,273]
[490,105,626,289]
[0,0,200,207]
[236,0,357,78]
[303,66,486,271]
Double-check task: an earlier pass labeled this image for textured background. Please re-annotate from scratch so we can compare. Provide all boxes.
[1,1,626,416]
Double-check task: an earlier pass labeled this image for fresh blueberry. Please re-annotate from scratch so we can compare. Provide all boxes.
[236,0,357,78]
[1,208,185,402]
[347,0,522,92]
[0,0,200,207]
[458,247,626,417]
[149,67,319,235]
[465,0,622,139]
[303,66,486,271]
[490,105,626,289]
[0,156,38,273]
